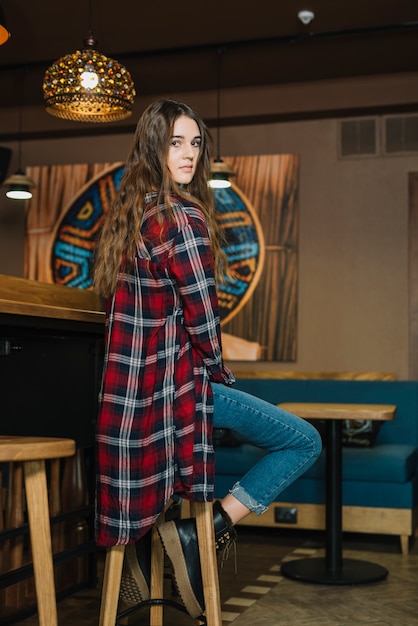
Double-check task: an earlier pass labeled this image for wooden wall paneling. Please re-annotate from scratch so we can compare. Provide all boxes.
[221,154,299,361]
[24,163,114,283]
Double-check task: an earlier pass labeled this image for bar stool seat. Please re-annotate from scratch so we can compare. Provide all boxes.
[99,501,222,626]
[0,435,76,626]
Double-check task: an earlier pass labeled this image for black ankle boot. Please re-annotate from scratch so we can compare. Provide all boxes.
[157,501,237,618]
[119,529,152,609]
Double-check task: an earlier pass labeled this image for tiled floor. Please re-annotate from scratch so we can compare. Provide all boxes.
[231,534,418,626]
[8,527,418,626]
[10,525,297,625]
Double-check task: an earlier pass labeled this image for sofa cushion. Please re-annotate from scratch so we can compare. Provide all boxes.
[214,468,418,509]
[268,474,418,508]
[214,471,418,508]
[215,443,417,484]
[351,445,417,481]
[304,444,417,483]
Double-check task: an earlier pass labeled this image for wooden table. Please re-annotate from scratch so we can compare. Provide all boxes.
[277,402,396,585]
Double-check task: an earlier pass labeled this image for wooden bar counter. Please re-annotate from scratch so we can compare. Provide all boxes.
[0,273,104,325]
[0,275,105,624]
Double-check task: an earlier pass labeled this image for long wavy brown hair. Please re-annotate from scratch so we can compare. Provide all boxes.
[94,98,228,298]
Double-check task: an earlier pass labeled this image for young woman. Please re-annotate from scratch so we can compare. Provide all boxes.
[94,98,322,619]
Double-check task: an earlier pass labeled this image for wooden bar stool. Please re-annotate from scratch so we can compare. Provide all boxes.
[0,435,76,626]
[99,501,222,626]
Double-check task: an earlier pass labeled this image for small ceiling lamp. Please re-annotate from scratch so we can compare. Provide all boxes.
[297,9,315,25]
[209,47,236,189]
[5,171,34,200]
[0,5,11,46]
[42,1,135,123]
[3,105,35,200]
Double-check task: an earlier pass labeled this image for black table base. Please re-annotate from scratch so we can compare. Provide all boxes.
[281,417,389,585]
[281,556,388,585]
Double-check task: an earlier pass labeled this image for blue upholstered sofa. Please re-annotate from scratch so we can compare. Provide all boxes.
[213,379,418,554]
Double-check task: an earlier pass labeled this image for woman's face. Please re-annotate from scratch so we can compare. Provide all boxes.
[167,115,201,185]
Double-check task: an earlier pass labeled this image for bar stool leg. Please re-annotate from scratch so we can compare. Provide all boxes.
[149,521,165,626]
[149,501,177,625]
[23,459,58,626]
[99,545,125,626]
[98,502,222,626]
[192,502,222,626]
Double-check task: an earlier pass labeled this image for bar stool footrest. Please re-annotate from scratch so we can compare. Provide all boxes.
[117,597,207,624]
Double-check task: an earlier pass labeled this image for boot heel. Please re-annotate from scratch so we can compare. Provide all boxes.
[158,519,204,618]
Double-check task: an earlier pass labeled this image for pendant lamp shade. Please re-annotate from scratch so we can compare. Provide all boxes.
[43,34,135,123]
[3,101,36,201]
[209,157,236,189]
[4,170,35,200]
[0,5,11,46]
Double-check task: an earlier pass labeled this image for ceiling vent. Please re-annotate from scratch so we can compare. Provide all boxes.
[338,118,378,159]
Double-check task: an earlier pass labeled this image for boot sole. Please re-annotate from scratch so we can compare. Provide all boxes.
[119,543,150,608]
[158,521,204,619]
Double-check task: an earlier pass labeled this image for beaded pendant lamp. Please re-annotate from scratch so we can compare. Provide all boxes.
[43,33,135,123]
[43,2,135,123]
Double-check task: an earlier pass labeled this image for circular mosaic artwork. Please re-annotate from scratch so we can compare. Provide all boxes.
[50,164,264,324]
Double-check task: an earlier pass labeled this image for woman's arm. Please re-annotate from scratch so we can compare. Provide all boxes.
[168,213,234,384]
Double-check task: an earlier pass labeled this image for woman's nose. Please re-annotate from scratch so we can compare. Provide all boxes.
[183,144,194,159]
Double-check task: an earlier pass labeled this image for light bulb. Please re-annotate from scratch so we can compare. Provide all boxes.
[80,69,99,89]
[298,10,315,25]
[208,178,231,189]
[6,188,32,200]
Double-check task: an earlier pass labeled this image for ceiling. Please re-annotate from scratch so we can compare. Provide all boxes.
[1,0,418,116]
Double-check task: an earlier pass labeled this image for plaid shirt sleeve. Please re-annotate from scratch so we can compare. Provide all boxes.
[168,209,235,385]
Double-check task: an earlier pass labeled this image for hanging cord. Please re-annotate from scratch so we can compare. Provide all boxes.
[17,105,22,170]
[17,66,29,170]
[85,0,96,47]
[215,46,227,160]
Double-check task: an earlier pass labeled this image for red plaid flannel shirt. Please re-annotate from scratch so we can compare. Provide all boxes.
[95,194,234,546]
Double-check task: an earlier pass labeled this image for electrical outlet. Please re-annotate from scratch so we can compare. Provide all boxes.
[275,506,297,524]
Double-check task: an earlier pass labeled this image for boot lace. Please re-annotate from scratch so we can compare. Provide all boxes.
[216,531,238,575]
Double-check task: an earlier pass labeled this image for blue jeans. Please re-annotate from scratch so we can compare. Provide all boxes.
[212,383,322,514]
